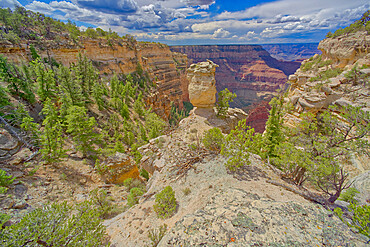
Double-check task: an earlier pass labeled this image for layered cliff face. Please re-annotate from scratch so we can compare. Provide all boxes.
[0,38,188,119]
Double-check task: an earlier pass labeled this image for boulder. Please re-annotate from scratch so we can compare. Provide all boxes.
[99,152,139,184]
[187,60,218,108]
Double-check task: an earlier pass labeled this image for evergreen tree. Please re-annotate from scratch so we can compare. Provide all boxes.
[273,106,369,202]
[263,97,285,158]
[59,66,83,107]
[40,98,66,164]
[74,53,98,100]
[216,88,236,118]
[33,59,57,102]
[66,105,100,157]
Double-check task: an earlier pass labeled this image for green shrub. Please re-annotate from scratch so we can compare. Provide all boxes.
[335,203,370,238]
[154,186,177,219]
[0,169,15,193]
[127,187,144,207]
[0,202,107,246]
[221,119,262,171]
[339,187,360,204]
[89,188,116,219]
[202,127,224,152]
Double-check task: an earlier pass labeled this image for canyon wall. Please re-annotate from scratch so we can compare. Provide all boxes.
[170,45,301,132]
[262,43,320,61]
[0,38,188,119]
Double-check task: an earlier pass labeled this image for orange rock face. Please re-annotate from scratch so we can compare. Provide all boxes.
[0,38,188,119]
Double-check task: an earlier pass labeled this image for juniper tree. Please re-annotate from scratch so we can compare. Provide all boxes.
[273,105,369,202]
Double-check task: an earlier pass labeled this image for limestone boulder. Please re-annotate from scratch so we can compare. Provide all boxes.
[98,152,139,184]
[187,60,218,108]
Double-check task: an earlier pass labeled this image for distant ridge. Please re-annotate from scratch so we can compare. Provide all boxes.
[261,43,320,61]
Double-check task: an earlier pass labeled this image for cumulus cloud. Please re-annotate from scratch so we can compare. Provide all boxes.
[212,28,230,38]
[17,0,370,44]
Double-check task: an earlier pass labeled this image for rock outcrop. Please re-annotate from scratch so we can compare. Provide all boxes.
[284,32,370,128]
[98,152,139,184]
[0,38,188,120]
[187,60,218,108]
[318,31,370,69]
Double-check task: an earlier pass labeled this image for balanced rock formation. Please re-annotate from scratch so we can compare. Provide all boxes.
[187,60,218,108]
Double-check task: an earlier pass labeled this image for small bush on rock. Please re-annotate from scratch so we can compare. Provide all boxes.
[127,187,144,207]
[154,186,177,219]
[202,127,224,152]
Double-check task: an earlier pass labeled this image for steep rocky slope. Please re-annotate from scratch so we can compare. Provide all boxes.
[104,118,368,247]
[283,30,370,202]
[0,38,188,119]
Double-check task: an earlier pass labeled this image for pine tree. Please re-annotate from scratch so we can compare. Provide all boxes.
[73,53,98,101]
[40,98,66,164]
[66,105,99,157]
[59,66,83,107]
[33,59,57,102]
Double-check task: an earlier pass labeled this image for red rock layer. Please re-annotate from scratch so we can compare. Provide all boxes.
[245,101,271,134]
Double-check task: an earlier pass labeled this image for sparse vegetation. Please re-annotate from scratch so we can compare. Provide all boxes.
[0,169,15,193]
[335,203,370,239]
[127,187,145,207]
[339,187,360,204]
[148,224,167,247]
[326,10,370,38]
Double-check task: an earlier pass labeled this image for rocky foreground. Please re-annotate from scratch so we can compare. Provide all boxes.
[104,120,368,246]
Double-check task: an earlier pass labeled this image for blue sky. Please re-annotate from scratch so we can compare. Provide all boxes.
[2,0,369,45]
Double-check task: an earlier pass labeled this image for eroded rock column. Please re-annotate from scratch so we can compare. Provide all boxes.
[187,60,218,108]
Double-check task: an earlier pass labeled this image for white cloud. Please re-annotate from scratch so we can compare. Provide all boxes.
[16,0,370,44]
[0,0,21,9]
[212,28,230,38]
